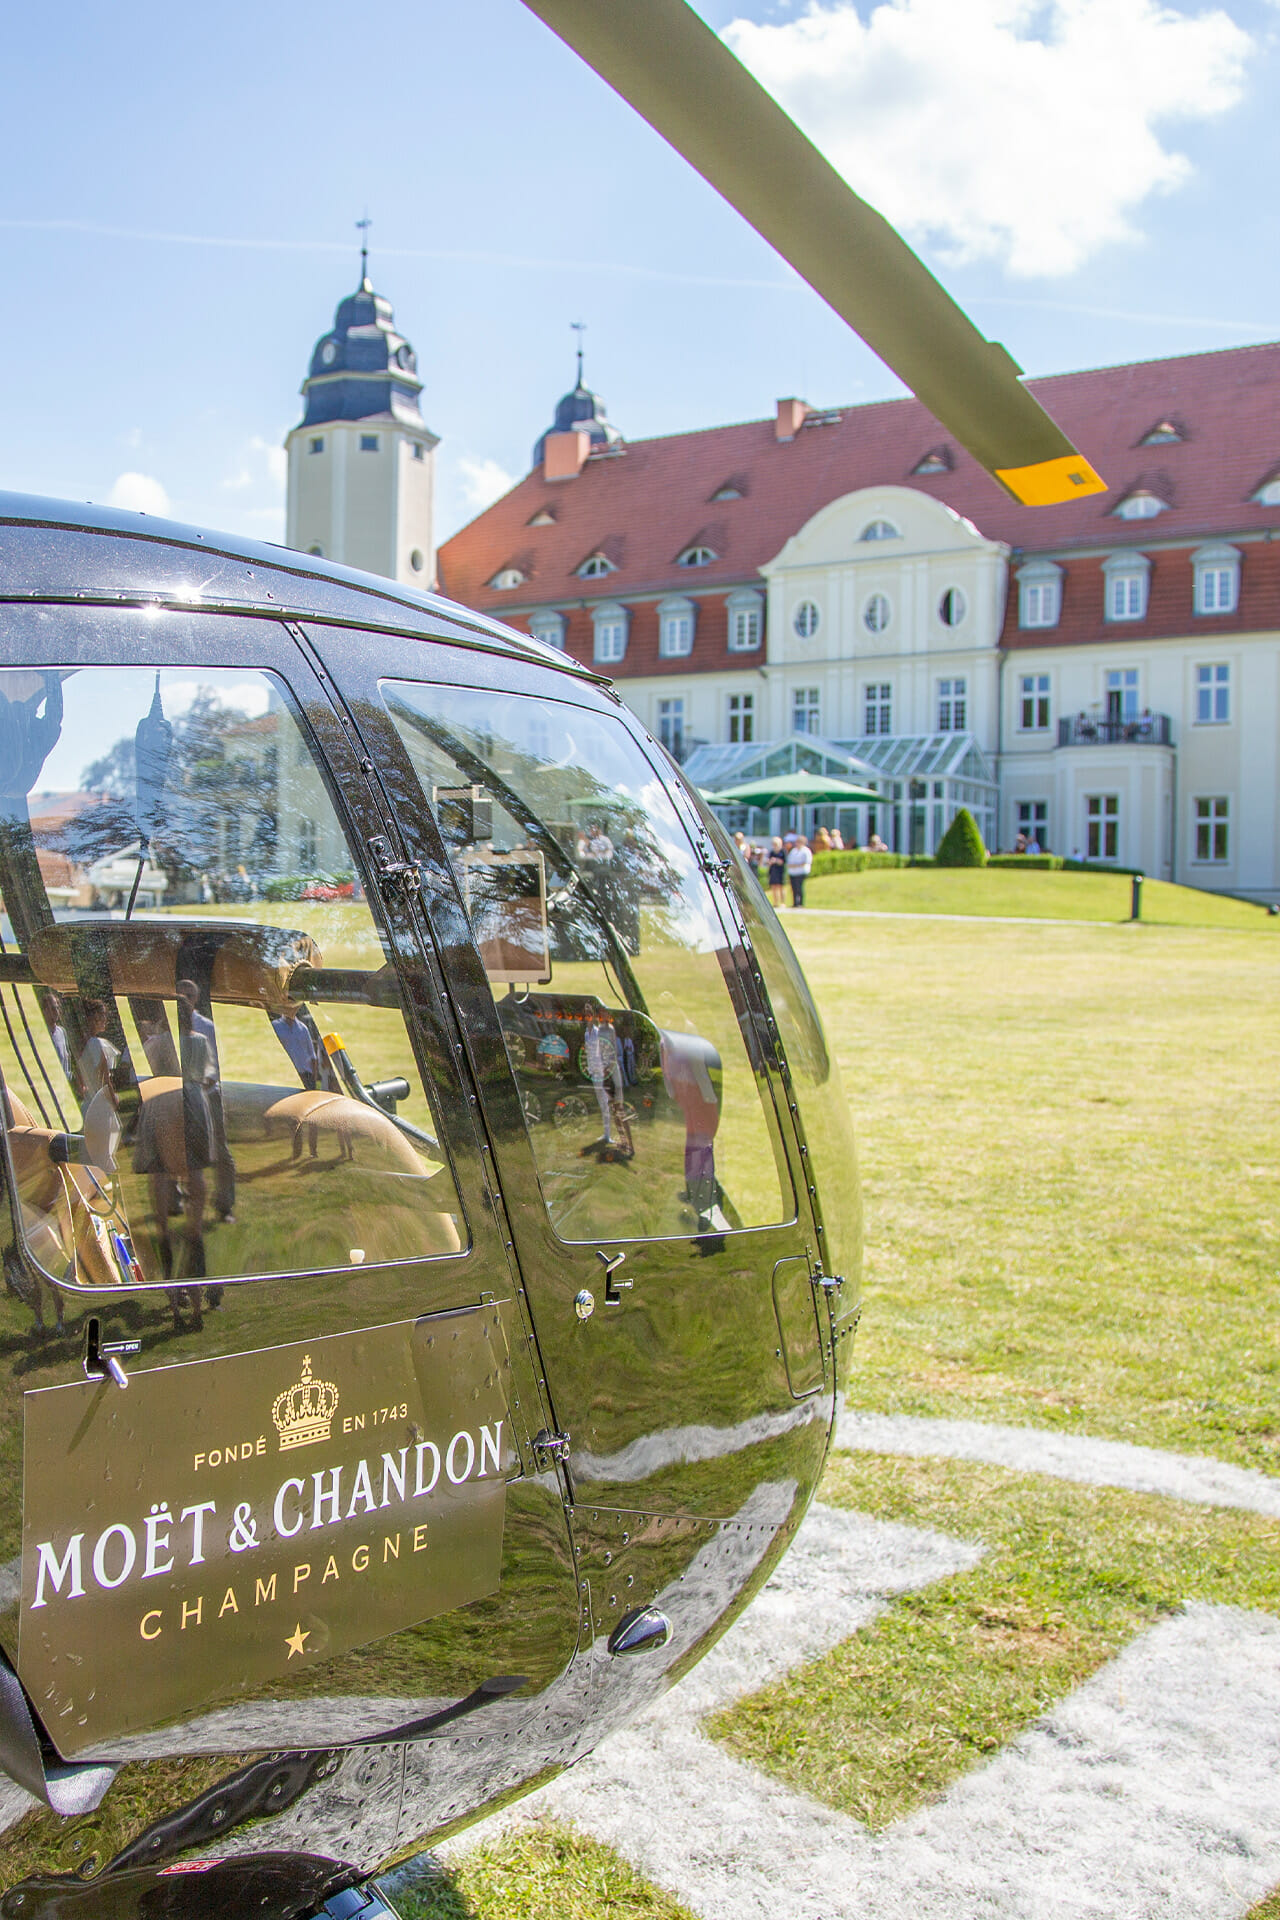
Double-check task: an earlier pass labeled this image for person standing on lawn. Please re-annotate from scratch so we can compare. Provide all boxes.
[767,837,787,909]
[786,835,813,908]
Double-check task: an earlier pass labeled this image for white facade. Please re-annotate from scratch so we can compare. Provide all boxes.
[620,483,1279,899]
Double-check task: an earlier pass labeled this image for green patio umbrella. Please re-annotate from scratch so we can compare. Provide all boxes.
[701,770,885,809]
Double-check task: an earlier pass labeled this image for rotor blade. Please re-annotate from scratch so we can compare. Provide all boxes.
[519,0,1105,506]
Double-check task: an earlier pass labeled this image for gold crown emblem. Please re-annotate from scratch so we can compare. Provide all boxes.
[272,1354,339,1452]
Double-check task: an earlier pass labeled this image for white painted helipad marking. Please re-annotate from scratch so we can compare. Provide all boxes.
[445,1425,1280,1918]
[836,1409,1280,1518]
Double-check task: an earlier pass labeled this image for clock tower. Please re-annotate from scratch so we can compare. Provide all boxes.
[285,267,439,586]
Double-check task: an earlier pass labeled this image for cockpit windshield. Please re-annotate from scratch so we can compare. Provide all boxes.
[382,683,794,1244]
[0,663,464,1310]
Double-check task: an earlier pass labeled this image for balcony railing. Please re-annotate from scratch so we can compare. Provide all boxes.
[1058,712,1172,747]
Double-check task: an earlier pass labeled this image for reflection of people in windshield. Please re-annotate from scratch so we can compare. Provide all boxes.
[272,1003,321,1160]
[177,979,235,1224]
[661,1030,724,1227]
[77,1000,119,1102]
[582,1014,632,1162]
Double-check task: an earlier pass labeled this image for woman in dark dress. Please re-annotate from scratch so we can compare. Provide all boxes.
[767,836,786,908]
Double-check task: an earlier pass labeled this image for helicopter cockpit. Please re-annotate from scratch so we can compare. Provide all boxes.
[382,683,790,1245]
[0,664,465,1325]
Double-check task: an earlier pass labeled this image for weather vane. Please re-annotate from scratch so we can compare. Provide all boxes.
[571,319,586,386]
[356,212,372,284]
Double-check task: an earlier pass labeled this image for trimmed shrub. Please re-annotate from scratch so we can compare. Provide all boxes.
[987,853,1065,871]
[935,808,987,867]
[808,849,913,878]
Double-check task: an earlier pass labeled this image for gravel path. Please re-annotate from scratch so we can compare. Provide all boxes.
[443,1419,1280,1917]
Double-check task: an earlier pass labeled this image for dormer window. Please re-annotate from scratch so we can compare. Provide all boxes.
[1192,542,1240,615]
[1139,419,1184,445]
[726,587,763,651]
[710,484,743,502]
[490,567,526,591]
[1112,491,1168,520]
[860,519,901,541]
[677,545,717,568]
[912,448,951,476]
[1103,551,1151,621]
[592,603,628,665]
[528,610,567,651]
[658,596,696,658]
[1252,474,1280,506]
[577,553,615,579]
[1016,559,1063,629]
[528,507,556,527]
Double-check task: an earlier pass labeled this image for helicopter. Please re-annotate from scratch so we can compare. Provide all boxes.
[0,4,1102,1914]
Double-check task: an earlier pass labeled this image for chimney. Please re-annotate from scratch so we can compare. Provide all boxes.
[775,398,810,442]
[544,428,591,481]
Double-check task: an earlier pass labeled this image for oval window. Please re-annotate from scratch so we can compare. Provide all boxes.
[409,549,425,573]
[793,600,820,639]
[939,587,967,627]
[863,593,891,634]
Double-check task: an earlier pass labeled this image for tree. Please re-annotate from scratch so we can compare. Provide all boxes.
[935,807,987,867]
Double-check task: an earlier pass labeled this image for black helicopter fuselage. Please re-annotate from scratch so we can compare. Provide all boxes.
[0,497,859,1915]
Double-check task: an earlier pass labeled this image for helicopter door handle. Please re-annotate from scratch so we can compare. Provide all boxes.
[83,1316,140,1390]
[597,1250,632,1306]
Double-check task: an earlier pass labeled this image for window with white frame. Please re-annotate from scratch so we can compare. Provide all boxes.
[1194,796,1229,863]
[677,545,716,568]
[657,698,685,759]
[1017,560,1062,629]
[793,686,820,734]
[1086,794,1119,861]
[1253,476,1280,506]
[1105,668,1139,722]
[528,610,567,651]
[1195,662,1230,723]
[728,692,754,743]
[1112,492,1167,520]
[937,676,966,730]
[1020,673,1051,731]
[1103,552,1151,621]
[727,589,763,651]
[577,553,615,580]
[658,596,695,657]
[860,519,901,541]
[592,602,629,665]
[863,681,892,734]
[793,600,820,639]
[1192,543,1240,615]
[1017,800,1049,850]
[489,567,526,591]
[863,593,891,633]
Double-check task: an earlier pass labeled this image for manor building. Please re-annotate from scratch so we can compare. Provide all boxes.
[436,344,1280,900]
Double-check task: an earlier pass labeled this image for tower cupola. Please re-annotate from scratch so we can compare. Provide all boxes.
[300,277,425,428]
[532,327,621,469]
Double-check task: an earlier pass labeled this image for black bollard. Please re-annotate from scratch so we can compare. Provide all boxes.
[1130,872,1144,922]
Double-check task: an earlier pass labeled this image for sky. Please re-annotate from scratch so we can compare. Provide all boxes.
[2,0,1279,551]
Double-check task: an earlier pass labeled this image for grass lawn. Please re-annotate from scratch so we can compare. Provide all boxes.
[381,1828,697,1920]
[791,911,1280,1472]
[801,864,1278,929]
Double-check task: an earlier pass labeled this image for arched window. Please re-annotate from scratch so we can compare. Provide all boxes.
[677,545,717,568]
[860,519,901,541]
[489,567,526,590]
[863,593,891,634]
[1112,492,1168,521]
[792,600,820,639]
[577,553,615,579]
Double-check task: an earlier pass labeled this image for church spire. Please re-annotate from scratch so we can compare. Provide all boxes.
[356,212,372,292]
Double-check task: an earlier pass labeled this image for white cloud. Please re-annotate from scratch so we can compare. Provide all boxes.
[723,0,1253,277]
[107,471,172,515]
[223,435,287,493]
[459,454,516,513]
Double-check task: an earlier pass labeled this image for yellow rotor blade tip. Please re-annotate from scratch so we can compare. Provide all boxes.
[995,453,1107,506]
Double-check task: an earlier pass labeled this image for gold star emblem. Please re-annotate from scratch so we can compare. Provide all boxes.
[285,1623,310,1659]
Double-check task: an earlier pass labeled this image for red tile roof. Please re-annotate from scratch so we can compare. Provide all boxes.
[439,342,1280,672]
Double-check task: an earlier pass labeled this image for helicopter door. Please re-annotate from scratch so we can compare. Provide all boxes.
[0,613,578,1760]
[303,635,832,1530]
